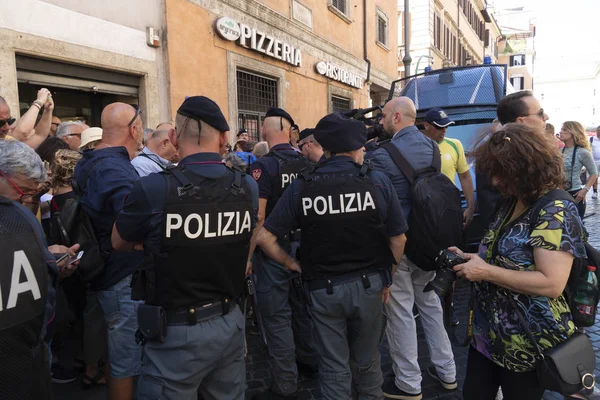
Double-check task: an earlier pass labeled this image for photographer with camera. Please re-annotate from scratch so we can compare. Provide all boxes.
[449,123,586,400]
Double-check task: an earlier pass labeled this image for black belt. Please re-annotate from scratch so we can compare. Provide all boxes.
[307,269,382,294]
[165,299,236,326]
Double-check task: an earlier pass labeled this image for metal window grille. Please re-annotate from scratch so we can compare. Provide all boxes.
[237,70,278,141]
[331,0,347,15]
[332,96,351,113]
[377,15,387,45]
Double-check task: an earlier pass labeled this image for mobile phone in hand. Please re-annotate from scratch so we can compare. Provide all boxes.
[55,253,69,264]
[69,251,84,265]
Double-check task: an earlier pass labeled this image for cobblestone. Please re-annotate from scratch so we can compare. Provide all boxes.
[54,194,600,399]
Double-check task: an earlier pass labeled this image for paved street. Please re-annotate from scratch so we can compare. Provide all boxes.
[54,194,600,400]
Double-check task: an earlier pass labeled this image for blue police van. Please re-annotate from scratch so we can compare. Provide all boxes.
[387,63,514,250]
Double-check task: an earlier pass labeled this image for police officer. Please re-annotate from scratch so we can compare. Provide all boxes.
[111,96,258,400]
[0,139,79,399]
[298,128,325,164]
[248,107,318,399]
[256,113,408,400]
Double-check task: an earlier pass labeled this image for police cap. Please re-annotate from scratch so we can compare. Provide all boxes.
[314,113,367,153]
[299,128,315,142]
[265,107,295,127]
[237,128,248,137]
[177,96,230,132]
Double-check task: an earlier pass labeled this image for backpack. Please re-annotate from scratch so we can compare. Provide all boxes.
[529,189,600,327]
[50,159,108,283]
[381,141,464,271]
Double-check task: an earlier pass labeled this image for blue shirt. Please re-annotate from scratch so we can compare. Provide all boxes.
[115,152,259,251]
[74,147,143,290]
[248,143,299,199]
[263,156,408,239]
[367,125,437,218]
[131,147,172,177]
[235,151,257,165]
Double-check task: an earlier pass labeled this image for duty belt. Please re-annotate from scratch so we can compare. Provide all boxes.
[307,269,386,294]
[166,298,236,326]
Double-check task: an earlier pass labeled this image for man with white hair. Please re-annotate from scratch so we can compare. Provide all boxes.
[131,124,178,177]
[0,140,78,399]
[55,121,90,151]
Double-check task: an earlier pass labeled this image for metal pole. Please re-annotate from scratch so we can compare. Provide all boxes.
[402,0,412,78]
[415,55,433,74]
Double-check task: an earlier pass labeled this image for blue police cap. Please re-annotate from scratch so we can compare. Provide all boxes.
[265,107,295,127]
[299,128,314,142]
[177,96,230,132]
[314,113,367,153]
[424,107,455,128]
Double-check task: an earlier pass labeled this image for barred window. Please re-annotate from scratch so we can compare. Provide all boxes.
[376,8,388,47]
[332,95,351,113]
[237,70,278,141]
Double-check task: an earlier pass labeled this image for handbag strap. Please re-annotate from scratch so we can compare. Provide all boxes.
[562,145,579,187]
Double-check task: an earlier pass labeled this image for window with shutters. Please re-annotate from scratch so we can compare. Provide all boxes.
[376,8,389,48]
[237,70,278,141]
[328,0,349,20]
[331,95,351,113]
[510,55,526,66]
[510,76,524,91]
[434,13,442,51]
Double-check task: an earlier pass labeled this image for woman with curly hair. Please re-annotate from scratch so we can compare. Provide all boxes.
[559,121,598,218]
[449,123,586,400]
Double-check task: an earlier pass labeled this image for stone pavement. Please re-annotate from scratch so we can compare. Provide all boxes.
[53,194,600,400]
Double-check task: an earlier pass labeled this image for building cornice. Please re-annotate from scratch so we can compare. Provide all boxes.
[187,0,395,88]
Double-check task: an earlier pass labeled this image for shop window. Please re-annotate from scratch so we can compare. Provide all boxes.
[237,70,278,141]
[331,95,351,113]
[376,8,389,48]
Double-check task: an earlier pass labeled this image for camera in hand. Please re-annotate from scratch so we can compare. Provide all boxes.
[424,249,467,297]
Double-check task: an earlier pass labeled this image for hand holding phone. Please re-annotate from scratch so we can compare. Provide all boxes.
[69,251,84,265]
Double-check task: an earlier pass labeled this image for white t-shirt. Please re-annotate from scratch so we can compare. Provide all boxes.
[40,193,53,219]
[591,136,600,162]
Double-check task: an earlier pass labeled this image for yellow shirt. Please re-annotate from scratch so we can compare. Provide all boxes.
[438,138,469,182]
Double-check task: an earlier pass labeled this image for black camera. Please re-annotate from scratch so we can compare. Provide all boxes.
[423,249,467,297]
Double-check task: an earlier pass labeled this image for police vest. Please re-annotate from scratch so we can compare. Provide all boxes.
[0,198,51,400]
[148,166,253,311]
[298,164,395,279]
[265,150,313,218]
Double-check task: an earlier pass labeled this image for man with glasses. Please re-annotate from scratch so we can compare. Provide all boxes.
[0,139,80,400]
[73,102,144,400]
[50,116,61,136]
[0,89,55,149]
[55,121,90,151]
[298,128,324,164]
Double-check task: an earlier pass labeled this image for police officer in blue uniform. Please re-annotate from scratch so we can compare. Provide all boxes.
[256,113,408,400]
[298,128,325,165]
[248,107,318,399]
[111,96,258,400]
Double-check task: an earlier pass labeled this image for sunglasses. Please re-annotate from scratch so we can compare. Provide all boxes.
[523,108,545,119]
[0,170,40,204]
[127,104,142,127]
[298,141,313,151]
[0,117,16,127]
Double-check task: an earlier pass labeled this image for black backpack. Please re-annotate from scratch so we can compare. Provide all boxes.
[382,141,464,271]
[529,189,600,327]
[50,159,108,283]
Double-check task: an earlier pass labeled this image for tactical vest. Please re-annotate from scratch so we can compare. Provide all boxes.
[0,198,50,400]
[146,166,253,311]
[265,150,312,218]
[298,163,395,280]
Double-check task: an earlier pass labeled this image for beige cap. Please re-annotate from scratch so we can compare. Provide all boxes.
[79,127,103,149]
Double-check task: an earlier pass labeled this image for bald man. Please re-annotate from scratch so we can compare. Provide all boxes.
[368,97,457,400]
[73,102,144,400]
[248,107,318,399]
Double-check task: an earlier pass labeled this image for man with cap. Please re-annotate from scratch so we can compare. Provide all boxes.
[297,128,324,164]
[257,113,408,400]
[237,128,249,141]
[111,95,258,399]
[248,107,317,400]
[422,107,475,227]
[290,124,300,149]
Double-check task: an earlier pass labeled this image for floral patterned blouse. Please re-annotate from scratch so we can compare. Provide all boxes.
[473,197,586,372]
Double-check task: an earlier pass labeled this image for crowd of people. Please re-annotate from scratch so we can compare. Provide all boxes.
[0,86,597,400]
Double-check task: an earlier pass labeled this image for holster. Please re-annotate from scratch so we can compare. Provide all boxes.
[137,304,167,343]
[292,274,312,306]
[380,267,393,287]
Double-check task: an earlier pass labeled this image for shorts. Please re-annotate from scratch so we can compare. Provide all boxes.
[97,275,142,379]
